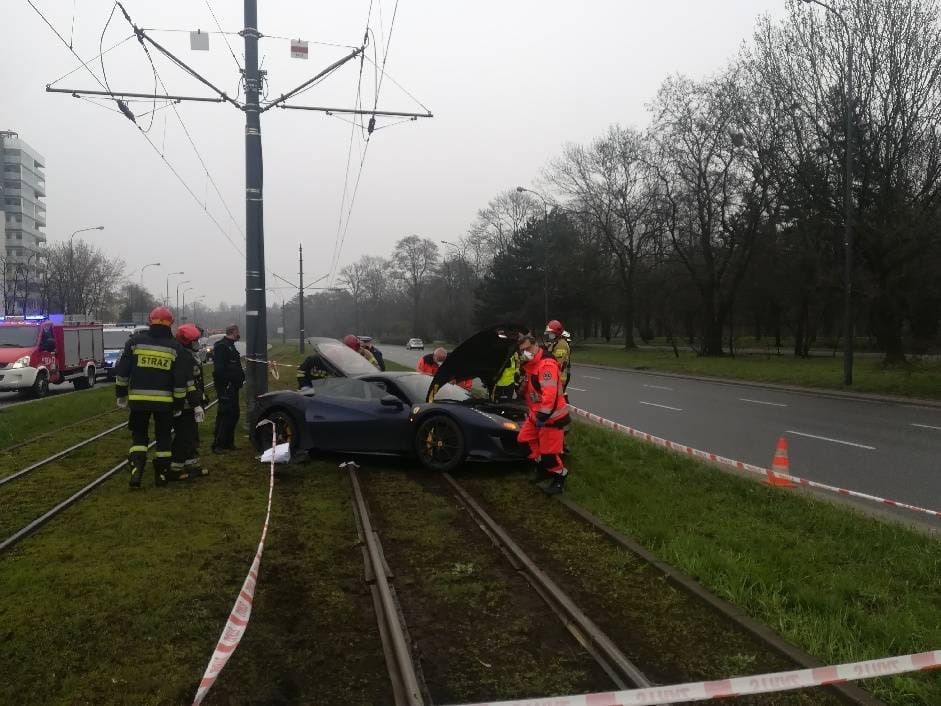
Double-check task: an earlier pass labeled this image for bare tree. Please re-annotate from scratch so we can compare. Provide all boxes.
[548,125,658,348]
[392,235,439,336]
[43,240,125,318]
[468,189,542,256]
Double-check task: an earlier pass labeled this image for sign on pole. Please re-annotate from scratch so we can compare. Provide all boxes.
[290,39,309,59]
[190,30,210,51]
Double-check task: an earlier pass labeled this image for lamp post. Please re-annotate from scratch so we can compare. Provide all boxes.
[267,288,287,344]
[66,225,104,315]
[166,271,184,308]
[798,0,855,385]
[181,287,194,321]
[176,280,191,313]
[192,296,206,325]
[516,186,551,323]
[140,261,160,287]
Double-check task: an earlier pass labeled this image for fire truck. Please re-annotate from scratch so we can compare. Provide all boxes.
[0,315,104,398]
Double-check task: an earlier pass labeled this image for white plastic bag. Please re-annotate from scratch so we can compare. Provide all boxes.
[260,442,292,464]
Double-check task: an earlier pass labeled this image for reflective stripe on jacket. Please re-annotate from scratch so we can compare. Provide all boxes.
[114,326,187,412]
[519,347,569,425]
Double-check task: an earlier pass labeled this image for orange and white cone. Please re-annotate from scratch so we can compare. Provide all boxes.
[767,436,796,488]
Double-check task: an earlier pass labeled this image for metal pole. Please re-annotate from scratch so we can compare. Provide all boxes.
[843,38,854,386]
[298,243,305,354]
[543,203,549,323]
[281,302,286,344]
[244,0,268,413]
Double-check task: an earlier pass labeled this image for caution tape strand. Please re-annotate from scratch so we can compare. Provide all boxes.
[191,421,277,706]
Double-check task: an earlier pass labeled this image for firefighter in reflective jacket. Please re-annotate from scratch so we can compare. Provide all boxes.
[170,324,208,480]
[115,307,188,488]
[544,319,571,391]
[494,350,520,401]
[343,334,380,368]
[296,352,330,388]
[516,333,570,495]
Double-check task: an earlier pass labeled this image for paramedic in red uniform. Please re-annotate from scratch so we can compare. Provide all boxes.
[516,333,570,494]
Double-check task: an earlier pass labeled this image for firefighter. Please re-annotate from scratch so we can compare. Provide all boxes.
[494,350,520,401]
[361,337,386,371]
[115,306,188,488]
[516,333,571,495]
[169,324,208,480]
[296,351,330,388]
[212,324,245,454]
[342,333,380,368]
[544,319,571,392]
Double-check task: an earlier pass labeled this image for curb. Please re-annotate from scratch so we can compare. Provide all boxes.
[573,363,941,409]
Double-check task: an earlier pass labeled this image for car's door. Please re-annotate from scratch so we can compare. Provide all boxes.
[304,378,411,452]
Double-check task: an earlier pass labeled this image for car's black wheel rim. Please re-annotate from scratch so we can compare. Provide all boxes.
[418,419,462,468]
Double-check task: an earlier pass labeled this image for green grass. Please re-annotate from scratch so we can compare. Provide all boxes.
[575,344,941,399]
[560,422,941,705]
[0,385,118,448]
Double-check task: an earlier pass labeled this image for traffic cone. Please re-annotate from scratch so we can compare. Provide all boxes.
[767,436,796,488]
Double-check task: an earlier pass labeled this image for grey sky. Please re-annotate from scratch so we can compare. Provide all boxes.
[3,1,788,309]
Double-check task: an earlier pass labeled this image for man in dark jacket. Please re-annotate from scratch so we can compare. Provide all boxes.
[212,324,245,453]
[115,306,187,488]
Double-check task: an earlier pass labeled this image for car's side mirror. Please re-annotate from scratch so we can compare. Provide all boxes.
[380,394,404,409]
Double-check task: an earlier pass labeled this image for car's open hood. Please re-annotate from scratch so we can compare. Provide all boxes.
[427,324,526,402]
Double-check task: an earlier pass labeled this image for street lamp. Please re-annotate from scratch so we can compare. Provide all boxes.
[267,288,287,344]
[66,225,104,315]
[516,186,551,323]
[166,271,184,308]
[798,0,855,385]
[176,280,191,312]
[192,295,206,324]
[181,286,194,320]
[140,261,160,287]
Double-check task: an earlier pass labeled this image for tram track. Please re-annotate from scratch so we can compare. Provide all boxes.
[0,398,219,554]
[350,466,880,705]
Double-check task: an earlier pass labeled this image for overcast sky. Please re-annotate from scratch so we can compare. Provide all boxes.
[3,0,788,309]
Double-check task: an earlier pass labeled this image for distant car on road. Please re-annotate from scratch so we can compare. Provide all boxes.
[102,326,136,381]
[406,337,424,350]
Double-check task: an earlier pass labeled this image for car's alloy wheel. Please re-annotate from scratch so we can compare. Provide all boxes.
[257,409,298,452]
[415,415,465,472]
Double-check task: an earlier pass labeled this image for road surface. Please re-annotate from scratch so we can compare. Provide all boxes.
[382,345,941,529]
[0,378,113,409]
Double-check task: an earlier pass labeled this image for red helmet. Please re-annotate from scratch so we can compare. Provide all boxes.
[149,306,174,327]
[342,334,361,351]
[176,323,201,347]
[545,319,563,336]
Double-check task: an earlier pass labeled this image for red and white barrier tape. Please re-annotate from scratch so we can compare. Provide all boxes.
[243,356,293,380]
[570,406,941,520]
[192,420,277,706]
[452,650,941,706]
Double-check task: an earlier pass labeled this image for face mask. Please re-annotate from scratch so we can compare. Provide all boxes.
[546,333,557,341]
[521,348,536,361]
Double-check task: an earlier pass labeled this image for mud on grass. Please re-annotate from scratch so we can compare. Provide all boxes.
[363,467,614,704]
[457,470,842,705]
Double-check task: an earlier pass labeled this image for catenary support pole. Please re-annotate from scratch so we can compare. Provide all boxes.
[244,0,268,413]
[298,243,305,354]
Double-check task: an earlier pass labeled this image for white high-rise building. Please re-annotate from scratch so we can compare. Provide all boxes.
[1,130,46,314]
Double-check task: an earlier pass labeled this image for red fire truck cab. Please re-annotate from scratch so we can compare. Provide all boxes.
[0,315,104,398]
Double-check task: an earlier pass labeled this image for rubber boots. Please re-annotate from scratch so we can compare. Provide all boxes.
[154,460,169,487]
[540,469,568,495]
[129,454,147,489]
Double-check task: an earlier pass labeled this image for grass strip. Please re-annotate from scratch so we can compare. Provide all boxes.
[574,345,941,400]
[558,422,941,705]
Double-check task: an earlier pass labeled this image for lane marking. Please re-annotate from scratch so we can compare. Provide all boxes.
[911,423,941,431]
[642,384,674,391]
[583,375,602,381]
[567,386,587,392]
[639,401,683,412]
[739,398,788,407]
[785,430,876,451]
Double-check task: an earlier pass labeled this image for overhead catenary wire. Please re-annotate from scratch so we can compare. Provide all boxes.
[204,0,243,72]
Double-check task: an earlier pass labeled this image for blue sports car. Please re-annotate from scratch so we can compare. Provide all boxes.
[251,327,529,471]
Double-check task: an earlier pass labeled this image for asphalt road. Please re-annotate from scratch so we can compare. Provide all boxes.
[0,378,113,409]
[382,345,941,529]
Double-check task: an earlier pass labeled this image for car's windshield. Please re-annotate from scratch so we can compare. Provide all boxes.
[317,340,379,375]
[103,330,132,349]
[0,326,38,347]
[394,374,470,403]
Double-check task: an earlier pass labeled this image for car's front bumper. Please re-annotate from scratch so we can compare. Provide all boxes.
[0,366,39,391]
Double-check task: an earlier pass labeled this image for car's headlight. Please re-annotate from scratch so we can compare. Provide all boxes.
[10,355,31,369]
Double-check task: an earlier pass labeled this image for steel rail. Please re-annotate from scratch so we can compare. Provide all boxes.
[1,382,216,487]
[0,400,218,555]
[348,468,425,706]
[441,473,652,690]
